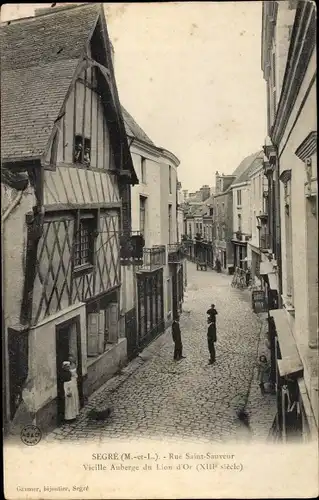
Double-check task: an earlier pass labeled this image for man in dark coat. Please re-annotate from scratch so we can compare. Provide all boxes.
[172,316,185,361]
[207,318,217,364]
[207,304,218,324]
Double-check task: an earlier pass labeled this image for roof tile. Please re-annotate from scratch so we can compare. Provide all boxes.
[0,4,100,162]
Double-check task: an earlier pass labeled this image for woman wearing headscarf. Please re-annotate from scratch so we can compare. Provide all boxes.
[68,355,80,418]
[62,360,79,422]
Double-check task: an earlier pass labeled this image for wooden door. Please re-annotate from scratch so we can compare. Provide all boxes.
[87,312,99,356]
[108,303,119,343]
[56,317,83,425]
[56,324,70,425]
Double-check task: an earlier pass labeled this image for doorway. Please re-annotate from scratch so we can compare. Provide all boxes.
[55,316,83,425]
[223,251,227,269]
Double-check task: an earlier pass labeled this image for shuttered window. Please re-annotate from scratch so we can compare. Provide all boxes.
[87,303,119,357]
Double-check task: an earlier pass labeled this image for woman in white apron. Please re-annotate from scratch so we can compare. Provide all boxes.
[62,360,79,421]
[69,355,80,418]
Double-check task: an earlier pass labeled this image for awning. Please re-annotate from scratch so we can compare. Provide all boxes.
[268,272,278,291]
[260,261,273,275]
[271,309,303,379]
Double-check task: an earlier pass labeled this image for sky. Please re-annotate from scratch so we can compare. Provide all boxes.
[1,2,267,192]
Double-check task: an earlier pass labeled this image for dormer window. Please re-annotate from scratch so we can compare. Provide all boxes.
[74,135,91,166]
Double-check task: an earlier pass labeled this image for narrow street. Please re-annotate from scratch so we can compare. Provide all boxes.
[46,262,276,444]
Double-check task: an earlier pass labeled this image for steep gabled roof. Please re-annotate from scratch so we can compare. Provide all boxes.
[232,151,263,185]
[1,60,79,162]
[121,107,154,146]
[0,3,100,163]
[1,3,138,184]
[222,151,263,193]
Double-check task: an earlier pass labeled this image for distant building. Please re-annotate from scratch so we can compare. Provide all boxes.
[231,152,264,269]
[213,153,261,271]
[247,156,269,285]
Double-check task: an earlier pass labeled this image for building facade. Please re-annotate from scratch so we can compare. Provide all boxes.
[231,153,263,270]
[1,4,138,431]
[247,159,270,286]
[119,109,184,359]
[261,0,317,441]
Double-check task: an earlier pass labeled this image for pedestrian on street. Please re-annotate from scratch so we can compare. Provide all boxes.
[172,316,185,361]
[207,304,218,324]
[207,318,217,364]
[257,355,270,395]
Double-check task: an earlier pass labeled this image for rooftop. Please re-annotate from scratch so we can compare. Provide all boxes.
[1,3,101,163]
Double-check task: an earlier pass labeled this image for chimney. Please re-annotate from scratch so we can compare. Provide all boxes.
[200,185,210,202]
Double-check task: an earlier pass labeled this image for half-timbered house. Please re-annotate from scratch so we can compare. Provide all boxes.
[1,3,138,431]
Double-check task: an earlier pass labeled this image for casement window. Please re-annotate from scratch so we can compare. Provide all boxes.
[87,303,119,357]
[74,213,96,269]
[141,157,146,184]
[238,213,242,232]
[73,134,91,166]
[237,190,242,206]
[168,204,172,244]
[209,207,214,216]
[140,196,147,236]
[169,165,172,194]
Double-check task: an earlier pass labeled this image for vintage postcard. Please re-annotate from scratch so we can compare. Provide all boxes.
[1,1,318,499]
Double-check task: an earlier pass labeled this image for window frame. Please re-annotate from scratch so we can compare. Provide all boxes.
[141,157,146,184]
[73,211,97,276]
[73,134,91,167]
[139,196,147,236]
[237,190,242,206]
[168,204,172,244]
[169,165,172,195]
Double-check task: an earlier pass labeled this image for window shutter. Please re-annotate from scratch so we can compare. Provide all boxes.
[98,310,105,354]
[87,312,99,356]
[108,303,119,344]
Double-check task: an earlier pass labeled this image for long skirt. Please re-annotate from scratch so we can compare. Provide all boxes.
[64,379,80,421]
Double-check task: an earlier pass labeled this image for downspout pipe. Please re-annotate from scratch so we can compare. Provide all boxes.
[2,190,25,224]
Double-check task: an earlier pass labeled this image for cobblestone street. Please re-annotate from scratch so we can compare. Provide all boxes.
[46,262,276,444]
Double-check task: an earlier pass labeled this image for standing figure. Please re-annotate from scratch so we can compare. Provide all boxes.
[68,355,80,417]
[172,316,185,361]
[62,361,73,422]
[207,318,217,364]
[207,304,218,324]
[257,355,270,395]
[62,359,79,422]
[215,258,221,273]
